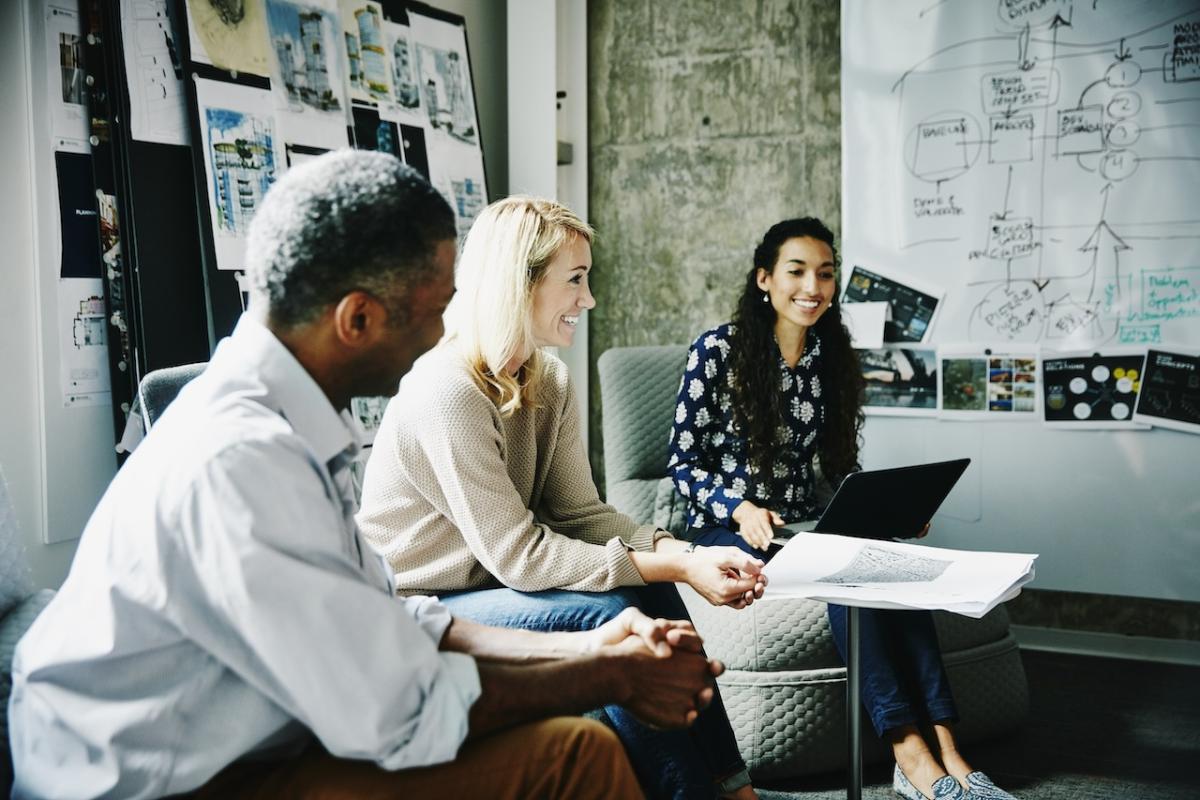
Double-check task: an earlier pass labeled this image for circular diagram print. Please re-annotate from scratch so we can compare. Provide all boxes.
[1069,377,1089,394]
[1116,376,1134,393]
[1091,365,1111,383]
[1073,402,1092,420]
[1111,402,1130,420]
[1047,390,1066,410]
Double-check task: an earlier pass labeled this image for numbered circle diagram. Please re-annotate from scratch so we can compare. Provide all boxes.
[1105,60,1142,89]
[1073,402,1092,420]
[1107,120,1140,148]
[1111,402,1131,420]
[1100,148,1139,182]
[904,112,983,183]
[1091,365,1111,383]
[1107,90,1142,120]
[1069,377,1089,394]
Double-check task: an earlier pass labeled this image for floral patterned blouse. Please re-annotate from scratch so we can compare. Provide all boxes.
[667,322,826,532]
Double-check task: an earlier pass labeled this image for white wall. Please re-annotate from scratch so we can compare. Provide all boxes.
[0,0,80,589]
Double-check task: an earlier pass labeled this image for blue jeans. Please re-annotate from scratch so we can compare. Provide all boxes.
[438,583,744,800]
[693,525,959,738]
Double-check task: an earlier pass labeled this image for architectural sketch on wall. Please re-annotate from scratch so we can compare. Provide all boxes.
[416,44,476,144]
[844,1,1200,351]
[57,280,111,407]
[120,0,189,145]
[186,0,272,76]
[340,0,393,103]
[387,22,420,110]
[195,78,279,271]
[266,0,344,114]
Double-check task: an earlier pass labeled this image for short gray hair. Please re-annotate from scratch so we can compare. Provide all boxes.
[244,149,456,327]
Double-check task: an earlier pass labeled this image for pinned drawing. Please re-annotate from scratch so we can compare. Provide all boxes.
[266,0,345,114]
[186,0,271,77]
[340,0,392,103]
[416,44,477,144]
[195,78,278,271]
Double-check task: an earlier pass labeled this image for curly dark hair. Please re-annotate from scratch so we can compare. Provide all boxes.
[726,218,865,489]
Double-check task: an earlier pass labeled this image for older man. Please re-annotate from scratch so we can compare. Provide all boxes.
[8,151,719,799]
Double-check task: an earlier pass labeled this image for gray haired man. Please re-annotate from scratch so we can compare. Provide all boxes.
[8,151,721,799]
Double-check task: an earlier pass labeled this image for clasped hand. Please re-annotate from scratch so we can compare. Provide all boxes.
[585,608,722,729]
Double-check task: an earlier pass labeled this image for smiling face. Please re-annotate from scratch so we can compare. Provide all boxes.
[756,236,837,333]
[530,235,595,349]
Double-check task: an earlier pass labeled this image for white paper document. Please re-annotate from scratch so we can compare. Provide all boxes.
[842,301,889,349]
[763,532,1037,619]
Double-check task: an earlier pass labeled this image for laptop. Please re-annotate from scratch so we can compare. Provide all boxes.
[777,458,971,543]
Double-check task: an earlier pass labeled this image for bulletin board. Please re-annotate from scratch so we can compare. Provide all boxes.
[174,0,489,338]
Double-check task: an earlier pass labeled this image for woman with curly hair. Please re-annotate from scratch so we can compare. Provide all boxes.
[668,218,1017,800]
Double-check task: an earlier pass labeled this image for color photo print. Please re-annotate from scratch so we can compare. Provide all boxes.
[1133,348,1200,435]
[938,347,1039,419]
[858,347,939,416]
[842,265,943,343]
[1041,350,1148,429]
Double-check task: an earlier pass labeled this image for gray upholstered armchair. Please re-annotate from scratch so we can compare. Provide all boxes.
[598,345,1029,780]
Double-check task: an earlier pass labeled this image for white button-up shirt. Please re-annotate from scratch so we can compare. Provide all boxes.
[8,316,480,800]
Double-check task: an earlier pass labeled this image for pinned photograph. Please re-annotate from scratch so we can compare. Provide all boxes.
[939,346,1039,418]
[859,347,939,416]
[842,264,943,343]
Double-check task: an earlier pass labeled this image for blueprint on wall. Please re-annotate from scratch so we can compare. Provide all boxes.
[843,0,1200,351]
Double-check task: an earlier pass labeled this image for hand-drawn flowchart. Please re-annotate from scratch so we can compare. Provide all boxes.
[853,0,1200,349]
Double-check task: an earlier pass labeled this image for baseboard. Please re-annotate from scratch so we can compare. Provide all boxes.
[1011,624,1200,667]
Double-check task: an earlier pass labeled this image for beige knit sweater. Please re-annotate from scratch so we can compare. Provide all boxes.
[357,344,666,595]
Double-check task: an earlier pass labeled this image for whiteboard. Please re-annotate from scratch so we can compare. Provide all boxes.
[842,0,1200,601]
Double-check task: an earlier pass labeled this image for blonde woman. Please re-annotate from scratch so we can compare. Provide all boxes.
[358,197,764,800]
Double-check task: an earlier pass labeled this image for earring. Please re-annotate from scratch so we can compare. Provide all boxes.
[762,292,769,304]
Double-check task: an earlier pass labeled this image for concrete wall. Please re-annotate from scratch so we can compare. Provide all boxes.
[587,0,841,477]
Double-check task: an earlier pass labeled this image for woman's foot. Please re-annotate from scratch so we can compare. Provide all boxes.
[962,771,1018,799]
[893,764,964,800]
[891,726,955,800]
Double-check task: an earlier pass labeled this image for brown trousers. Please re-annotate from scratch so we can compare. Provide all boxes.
[185,717,644,800]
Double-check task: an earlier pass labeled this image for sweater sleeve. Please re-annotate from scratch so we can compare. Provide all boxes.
[667,332,746,525]
[535,368,664,551]
[405,374,646,593]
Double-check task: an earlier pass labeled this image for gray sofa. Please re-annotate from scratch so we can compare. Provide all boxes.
[598,345,1029,780]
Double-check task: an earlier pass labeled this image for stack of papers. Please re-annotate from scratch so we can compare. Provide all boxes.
[763,532,1037,619]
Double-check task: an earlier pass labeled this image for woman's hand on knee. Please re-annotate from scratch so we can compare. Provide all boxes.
[731,501,783,551]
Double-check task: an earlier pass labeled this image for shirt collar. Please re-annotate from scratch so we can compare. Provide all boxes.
[222,315,363,466]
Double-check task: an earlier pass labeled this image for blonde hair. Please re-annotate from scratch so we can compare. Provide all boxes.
[444,196,594,415]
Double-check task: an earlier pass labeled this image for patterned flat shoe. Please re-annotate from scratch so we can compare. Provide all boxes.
[893,764,966,800]
[964,771,1017,799]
